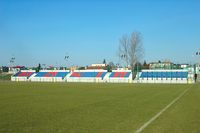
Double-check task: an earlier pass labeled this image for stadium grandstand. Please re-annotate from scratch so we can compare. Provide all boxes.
[10,69,195,83]
[10,62,198,84]
[106,70,132,83]
[67,70,107,83]
[139,70,189,84]
[11,70,36,81]
[31,70,70,82]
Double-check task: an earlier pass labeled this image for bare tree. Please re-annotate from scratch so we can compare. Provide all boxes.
[118,34,129,67]
[118,31,144,78]
[129,32,144,69]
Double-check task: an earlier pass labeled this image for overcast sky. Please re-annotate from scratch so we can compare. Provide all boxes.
[0,0,200,67]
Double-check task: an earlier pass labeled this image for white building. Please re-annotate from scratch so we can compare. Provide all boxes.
[196,63,200,74]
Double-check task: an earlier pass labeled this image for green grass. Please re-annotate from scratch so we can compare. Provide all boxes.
[0,73,12,81]
[0,82,199,133]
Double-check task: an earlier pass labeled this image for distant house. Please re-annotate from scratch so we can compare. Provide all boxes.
[87,63,107,70]
[196,63,200,74]
[180,64,189,69]
[149,61,173,69]
[70,66,79,71]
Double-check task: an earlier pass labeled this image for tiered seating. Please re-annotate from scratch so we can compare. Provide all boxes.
[140,71,188,79]
[109,72,131,78]
[11,71,36,81]
[67,70,108,83]
[13,72,34,78]
[35,72,69,79]
[139,70,189,84]
[70,72,107,78]
[106,71,132,83]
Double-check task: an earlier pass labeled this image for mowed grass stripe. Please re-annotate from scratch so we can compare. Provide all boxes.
[142,83,200,133]
[0,82,191,133]
[135,84,193,133]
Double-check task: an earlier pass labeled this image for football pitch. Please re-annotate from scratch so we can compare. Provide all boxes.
[0,82,199,133]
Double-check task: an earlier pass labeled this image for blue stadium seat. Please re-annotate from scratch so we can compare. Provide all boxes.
[148,72,153,78]
[109,72,131,78]
[182,72,188,78]
[13,72,34,78]
[171,72,177,78]
[157,72,162,78]
[140,71,188,79]
[35,72,69,79]
[70,72,107,78]
[166,72,171,78]
[140,72,147,78]
[152,72,158,78]
[177,72,181,78]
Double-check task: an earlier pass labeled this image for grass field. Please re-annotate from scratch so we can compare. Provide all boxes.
[0,82,199,133]
[0,73,12,81]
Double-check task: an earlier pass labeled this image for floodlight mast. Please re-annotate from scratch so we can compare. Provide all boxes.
[64,53,70,70]
[10,56,15,67]
[195,51,200,58]
[42,64,46,70]
[120,54,126,68]
[194,50,200,82]
[195,51,199,64]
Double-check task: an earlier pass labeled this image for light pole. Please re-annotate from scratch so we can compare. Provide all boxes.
[120,54,126,68]
[10,57,15,67]
[42,64,46,70]
[195,51,200,74]
[64,53,69,70]
[9,56,15,72]
[196,51,200,59]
